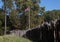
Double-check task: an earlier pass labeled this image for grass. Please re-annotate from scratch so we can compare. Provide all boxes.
[0,35,31,42]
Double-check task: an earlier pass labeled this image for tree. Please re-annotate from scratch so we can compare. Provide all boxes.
[2,0,41,30]
[45,10,60,21]
[0,9,5,35]
[15,0,41,29]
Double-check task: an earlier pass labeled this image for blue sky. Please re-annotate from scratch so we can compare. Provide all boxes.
[0,0,60,11]
[0,0,3,8]
[40,0,60,11]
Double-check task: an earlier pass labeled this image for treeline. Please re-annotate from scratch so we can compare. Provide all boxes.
[0,0,60,35]
[0,8,60,35]
[41,10,60,24]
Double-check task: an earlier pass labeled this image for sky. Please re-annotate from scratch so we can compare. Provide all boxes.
[40,0,60,11]
[0,0,3,8]
[0,0,60,11]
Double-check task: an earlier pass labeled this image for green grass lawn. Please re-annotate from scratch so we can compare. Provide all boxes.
[0,35,31,42]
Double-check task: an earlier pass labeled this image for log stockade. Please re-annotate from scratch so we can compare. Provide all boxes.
[9,17,60,42]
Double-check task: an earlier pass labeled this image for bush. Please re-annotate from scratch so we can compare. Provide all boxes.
[0,35,31,42]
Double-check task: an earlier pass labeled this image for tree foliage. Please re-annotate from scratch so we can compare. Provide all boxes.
[2,0,41,29]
